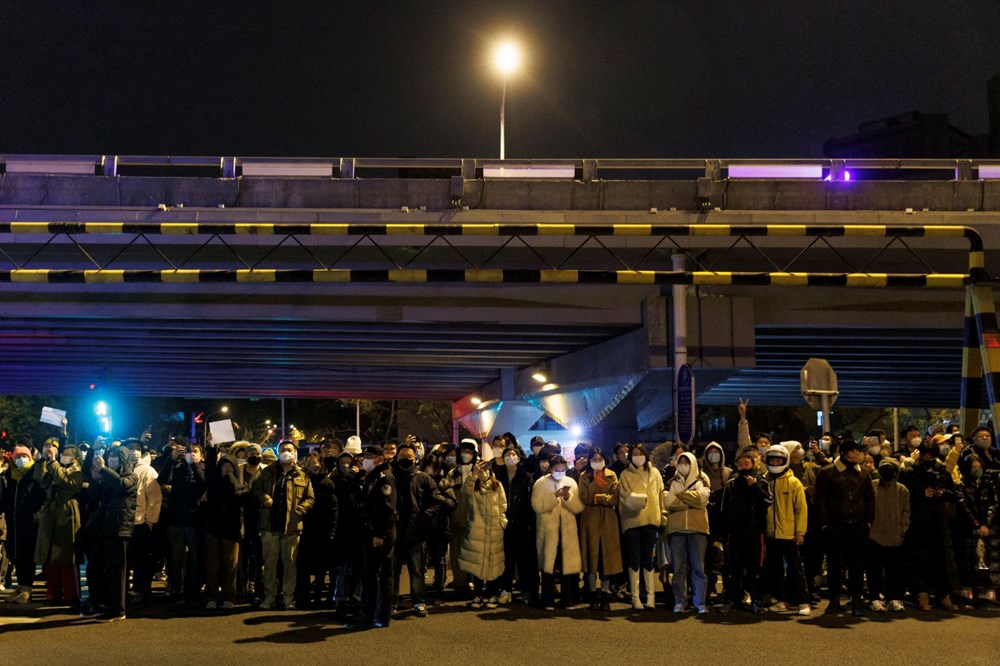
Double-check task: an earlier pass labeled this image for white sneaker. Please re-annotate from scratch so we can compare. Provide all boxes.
[497,590,512,605]
[259,598,274,610]
[871,600,887,612]
[742,592,752,606]
[888,600,905,612]
[221,601,234,610]
[769,601,788,613]
[797,603,812,616]
[205,600,217,610]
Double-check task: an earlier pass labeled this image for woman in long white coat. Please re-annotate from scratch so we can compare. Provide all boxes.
[459,461,508,609]
[531,454,585,609]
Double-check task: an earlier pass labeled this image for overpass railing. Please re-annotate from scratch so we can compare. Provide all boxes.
[2,154,1000,181]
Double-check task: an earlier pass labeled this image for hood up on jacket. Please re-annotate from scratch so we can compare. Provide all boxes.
[703,442,725,468]
[673,451,702,487]
[106,443,136,478]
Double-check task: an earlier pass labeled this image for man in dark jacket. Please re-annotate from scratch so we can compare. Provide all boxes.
[390,443,442,617]
[0,440,46,603]
[814,438,876,616]
[160,443,207,606]
[332,451,362,617]
[297,453,338,608]
[719,448,772,613]
[900,442,960,611]
[83,444,137,621]
[203,447,247,609]
[347,444,396,630]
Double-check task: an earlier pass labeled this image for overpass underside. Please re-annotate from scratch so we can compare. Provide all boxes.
[1,156,998,441]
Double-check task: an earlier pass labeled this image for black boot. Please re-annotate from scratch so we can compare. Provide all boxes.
[599,591,611,612]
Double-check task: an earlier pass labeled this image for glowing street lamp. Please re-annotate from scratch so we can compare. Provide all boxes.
[493,41,521,160]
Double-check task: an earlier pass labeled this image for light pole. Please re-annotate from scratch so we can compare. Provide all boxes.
[493,42,521,160]
[204,405,229,445]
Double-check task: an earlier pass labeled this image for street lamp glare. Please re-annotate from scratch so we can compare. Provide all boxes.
[494,42,520,76]
[221,406,229,413]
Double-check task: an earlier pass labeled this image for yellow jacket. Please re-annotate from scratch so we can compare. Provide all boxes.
[766,469,808,539]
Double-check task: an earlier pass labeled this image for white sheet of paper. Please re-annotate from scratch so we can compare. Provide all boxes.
[209,419,236,444]
[40,406,67,427]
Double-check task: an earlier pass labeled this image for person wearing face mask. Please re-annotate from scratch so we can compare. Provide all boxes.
[495,445,539,605]
[928,433,963,485]
[957,455,999,604]
[531,453,585,609]
[701,442,731,603]
[617,443,664,610]
[866,457,910,613]
[252,440,314,610]
[761,445,811,616]
[578,449,622,611]
[900,426,924,468]
[345,444,396,630]
[296,453,338,610]
[390,443,443,618]
[782,440,822,602]
[719,449,772,613]
[159,443,207,607]
[459,459,508,609]
[523,436,546,476]
[331,451,364,619]
[966,426,1000,472]
[899,442,959,611]
[423,447,453,599]
[203,450,248,610]
[438,439,479,598]
[32,439,83,607]
[123,437,161,608]
[663,451,712,614]
[814,439,876,616]
[237,443,265,603]
[82,443,138,621]
[0,440,46,604]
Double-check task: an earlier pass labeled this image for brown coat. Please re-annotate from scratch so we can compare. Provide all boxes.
[33,459,83,566]
[578,469,623,575]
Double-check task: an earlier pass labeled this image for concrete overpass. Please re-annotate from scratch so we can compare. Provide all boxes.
[2,154,1000,443]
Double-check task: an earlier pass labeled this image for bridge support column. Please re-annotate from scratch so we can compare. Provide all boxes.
[962,284,1000,433]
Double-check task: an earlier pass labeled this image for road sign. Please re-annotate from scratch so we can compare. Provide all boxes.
[801,357,838,432]
[676,364,695,445]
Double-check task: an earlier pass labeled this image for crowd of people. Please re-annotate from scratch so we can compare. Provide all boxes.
[1,403,998,629]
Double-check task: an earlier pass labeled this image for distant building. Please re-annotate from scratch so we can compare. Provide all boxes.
[824,110,988,159]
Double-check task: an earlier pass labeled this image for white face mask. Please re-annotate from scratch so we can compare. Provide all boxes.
[868,445,881,455]
[707,452,721,464]
[445,456,457,466]
[590,460,605,471]
[908,437,922,450]
[14,457,29,468]
[362,458,377,473]
[108,457,121,470]
[133,450,142,462]
[939,445,951,457]
[632,456,646,467]
[504,455,518,467]
[60,455,73,466]
[551,470,566,481]
[677,463,691,477]
[461,452,474,464]
[279,451,296,464]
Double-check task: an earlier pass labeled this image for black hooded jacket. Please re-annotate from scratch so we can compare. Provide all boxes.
[86,444,138,539]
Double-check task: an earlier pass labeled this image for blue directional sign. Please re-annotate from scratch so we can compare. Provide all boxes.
[676,364,695,445]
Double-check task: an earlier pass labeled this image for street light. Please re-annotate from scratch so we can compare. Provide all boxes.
[204,405,229,445]
[493,41,521,160]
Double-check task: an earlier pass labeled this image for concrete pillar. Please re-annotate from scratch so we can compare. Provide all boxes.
[672,253,688,443]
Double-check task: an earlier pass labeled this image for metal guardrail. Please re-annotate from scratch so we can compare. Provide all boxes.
[1,155,999,180]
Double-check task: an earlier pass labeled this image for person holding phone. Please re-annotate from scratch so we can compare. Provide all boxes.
[459,459,508,609]
[618,443,664,610]
[532,453,585,610]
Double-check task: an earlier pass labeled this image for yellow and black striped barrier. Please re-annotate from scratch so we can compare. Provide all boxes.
[0,268,971,288]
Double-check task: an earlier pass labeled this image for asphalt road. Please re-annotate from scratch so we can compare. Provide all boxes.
[2,584,999,666]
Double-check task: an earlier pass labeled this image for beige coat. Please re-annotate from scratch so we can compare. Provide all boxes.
[458,474,508,581]
[531,474,585,574]
[578,469,623,575]
[663,452,711,535]
[618,464,665,531]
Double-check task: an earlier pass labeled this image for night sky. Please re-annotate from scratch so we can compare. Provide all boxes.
[2,1,999,159]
